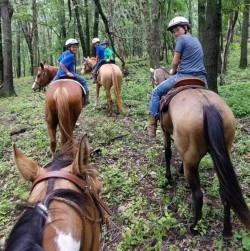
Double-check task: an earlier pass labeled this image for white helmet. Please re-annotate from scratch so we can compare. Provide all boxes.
[65,38,79,47]
[92,38,100,44]
[167,16,191,31]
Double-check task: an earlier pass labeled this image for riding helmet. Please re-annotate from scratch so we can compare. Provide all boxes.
[167,16,191,31]
[65,38,79,47]
[92,38,100,44]
[101,39,109,45]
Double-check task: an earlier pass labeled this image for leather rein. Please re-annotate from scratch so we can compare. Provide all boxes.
[31,170,112,223]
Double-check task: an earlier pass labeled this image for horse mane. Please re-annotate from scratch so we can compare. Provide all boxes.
[4,204,46,251]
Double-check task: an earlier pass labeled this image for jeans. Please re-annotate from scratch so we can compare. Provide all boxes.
[149,73,207,117]
[52,72,88,93]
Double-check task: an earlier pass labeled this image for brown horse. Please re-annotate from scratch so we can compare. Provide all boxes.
[4,136,111,251]
[45,79,84,155]
[32,63,58,91]
[82,57,125,116]
[150,67,171,88]
[159,78,250,237]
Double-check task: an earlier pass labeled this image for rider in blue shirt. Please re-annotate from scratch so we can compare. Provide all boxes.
[146,16,207,137]
[52,38,89,105]
[91,37,105,82]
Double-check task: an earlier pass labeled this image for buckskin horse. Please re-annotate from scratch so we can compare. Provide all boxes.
[32,63,58,91]
[150,67,171,88]
[45,79,85,155]
[151,70,250,237]
[4,136,111,251]
[82,57,125,116]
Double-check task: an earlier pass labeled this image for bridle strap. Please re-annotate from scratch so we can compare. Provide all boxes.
[32,171,112,217]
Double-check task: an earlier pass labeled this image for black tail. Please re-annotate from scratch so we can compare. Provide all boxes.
[203,104,250,232]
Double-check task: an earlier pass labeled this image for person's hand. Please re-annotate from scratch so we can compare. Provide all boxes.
[169,69,174,75]
[66,72,74,78]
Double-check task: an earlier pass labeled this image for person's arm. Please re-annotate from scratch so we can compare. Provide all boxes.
[60,62,74,77]
[169,51,181,75]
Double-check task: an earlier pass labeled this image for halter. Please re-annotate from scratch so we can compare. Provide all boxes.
[31,170,112,223]
[34,68,53,91]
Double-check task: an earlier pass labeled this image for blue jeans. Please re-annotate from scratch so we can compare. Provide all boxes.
[149,73,207,117]
[52,72,88,93]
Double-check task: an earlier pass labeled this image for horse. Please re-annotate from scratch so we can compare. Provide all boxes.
[150,67,171,88]
[32,63,58,91]
[158,76,250,237]
[4,136,111,251]
[45,79,85,155]
[82,57,125,116]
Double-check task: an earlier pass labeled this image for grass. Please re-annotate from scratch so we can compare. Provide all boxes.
[0,50,250,250]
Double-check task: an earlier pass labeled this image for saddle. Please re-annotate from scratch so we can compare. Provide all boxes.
[159,77,206,113]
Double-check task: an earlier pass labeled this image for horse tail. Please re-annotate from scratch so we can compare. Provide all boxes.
[54,87,74,144]
[111,65,126,113]
[203,104,250,232]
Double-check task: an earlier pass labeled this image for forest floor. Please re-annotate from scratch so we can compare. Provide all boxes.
[0,64,250,250]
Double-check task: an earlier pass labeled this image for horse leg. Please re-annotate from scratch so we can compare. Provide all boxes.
[163,132,172,185]
[95,84,100,108]
[184,164,203,234]
[219,186,232,238]
[47,122,57,155]
[105,88,113,116]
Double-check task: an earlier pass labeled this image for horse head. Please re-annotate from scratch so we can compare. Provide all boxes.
[5,135,111,251]
[81,57,96,74]
[32,63,58,91]
[150,67,171,88]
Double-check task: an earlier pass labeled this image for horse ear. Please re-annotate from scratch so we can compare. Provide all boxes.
[13,144,42,182]
[40,63,44,70]
[71,135,90,175]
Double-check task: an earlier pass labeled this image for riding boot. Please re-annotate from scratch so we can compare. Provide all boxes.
[145,113,157,138]
[84,91,90,106]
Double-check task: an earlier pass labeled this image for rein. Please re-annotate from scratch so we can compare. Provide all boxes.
[32,171,112,223]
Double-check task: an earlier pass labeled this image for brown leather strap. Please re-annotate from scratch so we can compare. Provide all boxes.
[32,171,88,192]
[32,171,112,217]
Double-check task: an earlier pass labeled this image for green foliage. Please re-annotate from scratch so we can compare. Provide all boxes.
[219,83,250,116]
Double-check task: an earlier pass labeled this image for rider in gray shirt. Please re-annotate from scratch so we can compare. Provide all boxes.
[145,16,207,138]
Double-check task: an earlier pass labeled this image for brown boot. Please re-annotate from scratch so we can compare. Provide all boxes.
[145,113,157,138]
[84,91,89,106]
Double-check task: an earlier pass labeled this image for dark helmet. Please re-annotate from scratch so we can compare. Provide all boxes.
[101,39,109,45]
[167,16,191,31]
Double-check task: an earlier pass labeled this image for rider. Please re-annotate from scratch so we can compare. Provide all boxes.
[52,38,89,105]
[146,16,207,138]
[91,39,115,75]
[91,37,105,82]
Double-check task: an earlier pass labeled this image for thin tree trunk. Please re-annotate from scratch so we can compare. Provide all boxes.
[32,0,38,77]
[239,0,249,69]
[221,10,238,77]
[0,0,15,96]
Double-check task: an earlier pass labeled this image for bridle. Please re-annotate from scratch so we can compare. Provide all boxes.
[31,170,112,223]
[34,68,53,91]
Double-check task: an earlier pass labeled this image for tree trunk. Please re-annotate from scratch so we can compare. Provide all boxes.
[84,0,90,56]
[16,22,21,78]
[0,0,15,97]
[93,0,128,73]
[72,0,87,57]
[239,0,249,69]
[221,10,238,79]
[32,0,38,77]
[200,0,221,93]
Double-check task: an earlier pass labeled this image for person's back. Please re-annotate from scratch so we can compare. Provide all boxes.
[95,44,105,61]
[175,34,206,75]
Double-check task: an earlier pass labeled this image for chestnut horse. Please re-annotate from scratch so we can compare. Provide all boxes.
[32,63,58,91]
[82,57,125,116]
[4,136,111,251]
[159,77,250,237]
[150,67,171,88]
[45,79,84,155]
